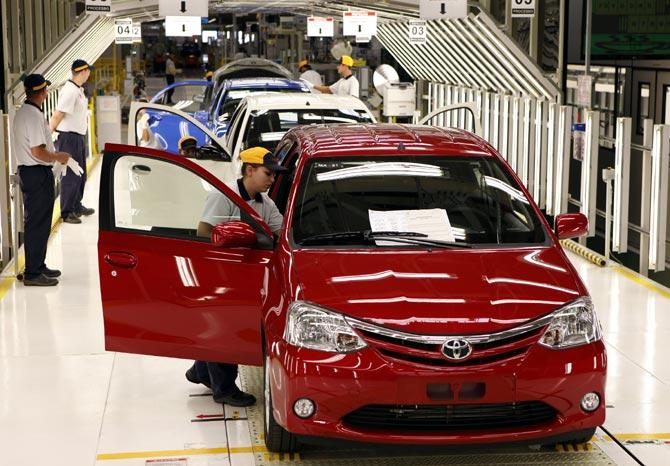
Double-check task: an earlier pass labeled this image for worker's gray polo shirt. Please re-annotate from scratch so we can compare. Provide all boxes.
[200,178,283,234]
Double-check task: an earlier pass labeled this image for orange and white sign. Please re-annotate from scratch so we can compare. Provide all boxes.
[343,10,377,37]
[307,16,334,37]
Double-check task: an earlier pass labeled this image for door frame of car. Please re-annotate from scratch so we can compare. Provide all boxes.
[128,101,230,155]
[99,142,274,364]
[418,102,483,136]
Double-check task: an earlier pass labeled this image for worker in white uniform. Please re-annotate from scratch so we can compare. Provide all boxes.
[297,59,323,91]
[12,74,76,286]
[49,59,95,224]
[314,55,359,98]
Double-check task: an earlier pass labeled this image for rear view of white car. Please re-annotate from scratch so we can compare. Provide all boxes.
[223,93,376,163]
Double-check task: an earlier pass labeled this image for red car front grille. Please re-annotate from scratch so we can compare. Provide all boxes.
[348,318,549,367]
[343,401,557,431]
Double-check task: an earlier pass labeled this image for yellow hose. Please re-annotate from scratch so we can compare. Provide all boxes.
[559,239,607,267]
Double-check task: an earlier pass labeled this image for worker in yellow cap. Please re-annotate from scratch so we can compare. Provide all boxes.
[178,135,198,157]
[313,55,359,98]
[297,59,323,89]
[189,146,286,407]
[204,70,214,82]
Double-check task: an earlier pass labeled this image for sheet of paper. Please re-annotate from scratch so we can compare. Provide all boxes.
[368,209,456,245]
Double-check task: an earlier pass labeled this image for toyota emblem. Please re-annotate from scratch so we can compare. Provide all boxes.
[441,338,473,361]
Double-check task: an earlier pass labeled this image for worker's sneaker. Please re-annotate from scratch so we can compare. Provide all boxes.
[24,274,58,286]
[213,388,256,407]
[62,213,82,224]
[185,367,211,389]
[40,266,61,278]
[76,206,95,217]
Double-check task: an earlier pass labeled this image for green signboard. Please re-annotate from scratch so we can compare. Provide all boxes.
[592,0,670,57]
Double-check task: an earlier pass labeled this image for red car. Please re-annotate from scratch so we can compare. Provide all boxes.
[99,124,606,453]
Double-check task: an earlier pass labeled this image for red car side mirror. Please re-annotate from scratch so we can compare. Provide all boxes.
[554,213,588,239]
[211,221,257,248]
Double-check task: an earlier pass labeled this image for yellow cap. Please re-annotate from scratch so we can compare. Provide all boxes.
[240,146,288,172]
[240,146,271,164]
[178,136,197,150]
[298,59,309,69]
[205,71,214,78]
[340,55,354,67]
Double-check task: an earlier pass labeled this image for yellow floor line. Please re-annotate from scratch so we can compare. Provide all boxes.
[611,265,670,300]
[96,445,267,460]
[0,154,101,300]
[600,432,670,441]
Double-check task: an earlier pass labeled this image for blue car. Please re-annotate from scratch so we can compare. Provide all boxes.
[145,78,309,153]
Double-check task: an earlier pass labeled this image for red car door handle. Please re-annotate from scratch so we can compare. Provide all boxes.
[104,252,138,268]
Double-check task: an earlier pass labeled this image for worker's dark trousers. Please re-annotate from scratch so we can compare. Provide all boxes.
[56,131,87,218]
[166,74,175,103]
[18,165,55,280]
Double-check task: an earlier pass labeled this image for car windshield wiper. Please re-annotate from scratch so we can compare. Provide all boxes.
[298,230,426,245]
[298,230,471,248]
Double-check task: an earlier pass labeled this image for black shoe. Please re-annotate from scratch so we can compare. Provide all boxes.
[213,388,256,407]
[24,274,58,286]
[62,213,82,224]
[185,367,211,389]
[40,267,61,278]
[76,206,95,217]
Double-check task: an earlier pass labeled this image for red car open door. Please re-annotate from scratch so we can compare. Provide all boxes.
[98,143,275,366]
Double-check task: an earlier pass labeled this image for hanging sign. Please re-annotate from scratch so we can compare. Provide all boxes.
[132,22,142,43]
[419,0,467,20]
[114,19,133,44]
[408,20,427,44]
[85,0,111,15]
[307,17,334,37]
[343,11,377,37]
[159,0,208,18]
[511,0,536,18]
[165,16,202,37]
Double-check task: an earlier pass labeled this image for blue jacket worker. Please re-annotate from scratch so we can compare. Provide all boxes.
[49,59,95,224]
[12,74,73,286]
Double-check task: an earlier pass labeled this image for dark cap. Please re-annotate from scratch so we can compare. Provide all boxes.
[240,147,287,172]
[23,74,51,92]
[72,59,94,72]
[178,136,197,150]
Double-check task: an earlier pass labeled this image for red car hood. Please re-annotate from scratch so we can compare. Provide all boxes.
[290,247,585,335]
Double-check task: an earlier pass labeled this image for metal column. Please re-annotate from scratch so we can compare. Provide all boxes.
[613,117,631,253]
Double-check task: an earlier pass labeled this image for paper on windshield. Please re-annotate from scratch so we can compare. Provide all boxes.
[368,209,455,245]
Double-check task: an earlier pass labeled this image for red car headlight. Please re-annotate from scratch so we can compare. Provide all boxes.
[539,297,603,349]
[284,301,368,353]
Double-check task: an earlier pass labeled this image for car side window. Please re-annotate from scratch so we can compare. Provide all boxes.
[112,154,262,243]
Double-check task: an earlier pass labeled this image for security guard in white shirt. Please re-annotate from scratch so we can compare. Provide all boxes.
[314,55,360,98]
[49,59,95,224]
[12,74,72,286]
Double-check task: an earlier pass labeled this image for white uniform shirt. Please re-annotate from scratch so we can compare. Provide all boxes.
[201,179,283,234]
[165,58,176,76]
[329,74,360,98]
[300,69,323,87]
[55,80,89,135]
[11,102,55,167]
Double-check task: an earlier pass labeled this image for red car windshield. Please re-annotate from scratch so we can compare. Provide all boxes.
[292,156,548,247]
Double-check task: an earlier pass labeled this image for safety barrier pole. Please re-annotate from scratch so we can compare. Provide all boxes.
[580,110,600,237]
[649,124,670,272]
[612,117,631,253]
[639,119,654,275]
[602,167,615,262]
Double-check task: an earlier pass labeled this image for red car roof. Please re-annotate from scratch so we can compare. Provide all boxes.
[287,124,495,159]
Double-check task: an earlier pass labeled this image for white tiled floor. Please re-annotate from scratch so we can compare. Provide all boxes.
[1,161,669,466]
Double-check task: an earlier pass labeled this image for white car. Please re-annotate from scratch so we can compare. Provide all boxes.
[223,93,376,163]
